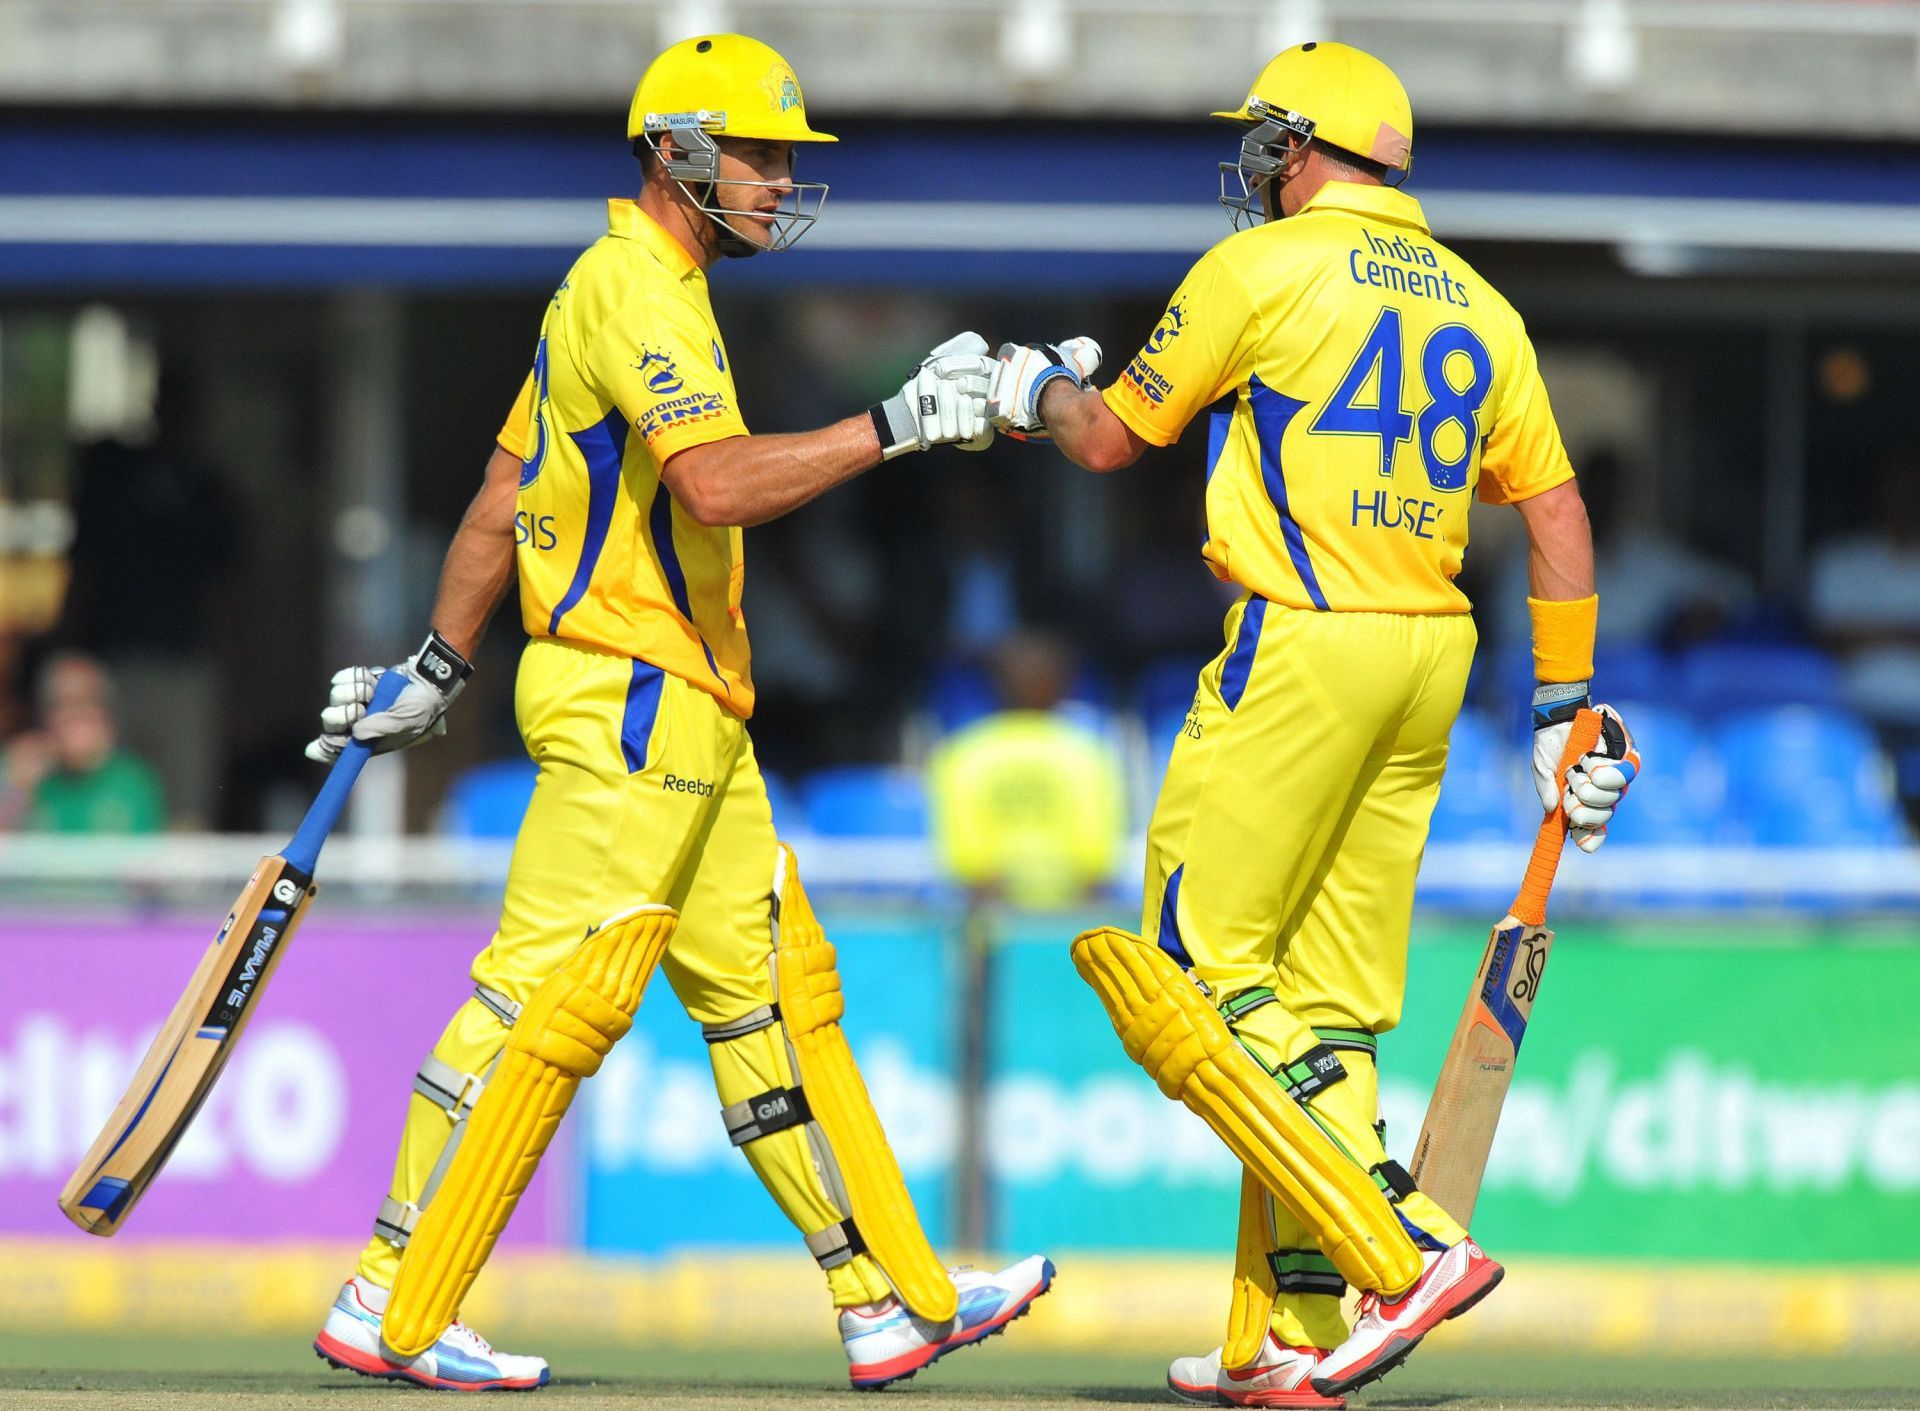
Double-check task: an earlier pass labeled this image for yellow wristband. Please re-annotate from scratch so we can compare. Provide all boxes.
[1528,594,1598,684]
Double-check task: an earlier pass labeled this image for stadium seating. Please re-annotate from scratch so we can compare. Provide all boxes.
[1714,707,1906,847]
[1594,701,1720,846]
[1681,643,1843,717]
[797,765,929,839]
[440,758,539,839]
[1430,708,1528,842]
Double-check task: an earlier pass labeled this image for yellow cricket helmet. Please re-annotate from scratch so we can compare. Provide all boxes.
[1214,41,1412,173]
[1213,42,1411,230]
[627,33,837,145]
[628,34,835,256]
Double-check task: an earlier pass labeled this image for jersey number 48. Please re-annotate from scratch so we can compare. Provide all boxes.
[1310,308,1493,492]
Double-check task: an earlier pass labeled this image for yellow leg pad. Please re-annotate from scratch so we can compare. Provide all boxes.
[383,904,677,1356]
[1070,927,1422,1297]
[772,844,957,1324]
[1226,1167,1279,1370]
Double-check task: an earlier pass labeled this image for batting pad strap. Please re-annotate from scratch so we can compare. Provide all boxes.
[382,904,677,1358]
[1312,1025,1377,1056]
[1218,987,1279,1025]
[770,841,957,1323]
[1276,1044,1347,1103]
[376,1196,420,1246]
[413,1054,484,1120]
[721,1086,813,1146]
[1070,926,1423,1299]
[804,1221,866,1271]
[1372,1159,1419,1202]
[702,1006,778,1044]
[473,983,521,1028]
[1268,1248,1348,1298]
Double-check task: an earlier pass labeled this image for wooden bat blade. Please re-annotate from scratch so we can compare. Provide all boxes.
[1408,916,1553,1230]
[58,855,316,1236]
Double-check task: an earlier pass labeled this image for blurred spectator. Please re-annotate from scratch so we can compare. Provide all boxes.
[932,477,1024,662]
[1494,446,1751,651]
[742,499,884,768]
[1101,469,1236,674]
[61,368,236,826]
[1809,448,1920,729]
[0,650,165,833]
[927,630,1125,908]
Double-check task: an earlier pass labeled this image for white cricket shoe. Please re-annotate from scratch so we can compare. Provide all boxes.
[1168,1332,1345,1407]
[840,1254,1054,1389]
[314,1274,550,1392]
[1310,1238,1503,1397]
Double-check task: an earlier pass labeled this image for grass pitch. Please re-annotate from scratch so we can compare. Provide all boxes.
[0,1331,1913,1410]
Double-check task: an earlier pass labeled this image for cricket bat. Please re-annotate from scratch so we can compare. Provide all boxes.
[58,671,407,1236]
[1408,707,1603,1229]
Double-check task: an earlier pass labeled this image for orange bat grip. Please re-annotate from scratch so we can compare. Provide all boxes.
[1511,708,1604,927]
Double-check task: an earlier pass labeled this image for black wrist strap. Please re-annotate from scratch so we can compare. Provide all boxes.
[413,630,474,693]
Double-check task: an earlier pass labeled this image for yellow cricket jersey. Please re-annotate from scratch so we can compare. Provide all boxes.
[1104,182,1572,615]
[496,200,754,715]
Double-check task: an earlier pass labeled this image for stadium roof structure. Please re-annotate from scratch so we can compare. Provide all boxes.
[7,117,1920,293]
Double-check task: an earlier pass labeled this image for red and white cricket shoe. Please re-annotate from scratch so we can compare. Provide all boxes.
[1309,1239,1503,1397]
[840,1255,1053,1389]
[314,1274,549,1392]
[1167,1332,1345,1407]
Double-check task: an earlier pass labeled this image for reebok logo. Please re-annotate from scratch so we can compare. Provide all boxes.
[662,773,715,797]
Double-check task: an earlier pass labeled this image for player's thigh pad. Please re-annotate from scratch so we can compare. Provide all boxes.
[383,903,677,1356]
[705,843,955,1323]
[1071,926,1422,1298]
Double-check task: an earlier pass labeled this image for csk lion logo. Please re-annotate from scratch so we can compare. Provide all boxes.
[1146,298,1187,354]
[761,63,803,113]
[634,346,684,396]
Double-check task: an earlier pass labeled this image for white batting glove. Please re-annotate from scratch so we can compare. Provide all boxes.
[870,332,997,459]
[987,337,1102,438]
[1531,689,1640,853]
[303,632,473,763]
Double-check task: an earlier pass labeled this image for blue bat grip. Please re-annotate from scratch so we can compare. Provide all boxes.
[280,669,410,876]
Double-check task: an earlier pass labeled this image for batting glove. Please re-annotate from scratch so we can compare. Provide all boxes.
[1531,686,1639,853]
[304,631,473,764]
[870,332,998,459]
[987,337,1102,438]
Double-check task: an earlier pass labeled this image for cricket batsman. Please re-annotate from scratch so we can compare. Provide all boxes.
[986,42,1638,1406]
[302,33,1051,1392]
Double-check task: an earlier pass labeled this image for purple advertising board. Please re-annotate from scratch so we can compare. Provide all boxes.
[0,911,570,1246]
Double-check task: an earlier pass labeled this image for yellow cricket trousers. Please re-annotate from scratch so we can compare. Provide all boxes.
[1142,595,1477,1347]
[357,637,895,1308]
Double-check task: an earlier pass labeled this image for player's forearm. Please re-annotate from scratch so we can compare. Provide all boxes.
[663,416,880,529]
[1514,479,1595,602]
[429,446,522,660]
[1038,382,1140,473]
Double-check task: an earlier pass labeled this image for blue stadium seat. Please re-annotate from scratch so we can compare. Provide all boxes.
[798,766,929,839]
[1432,708,1526,842]
[928,660,999,735]
[761,769,803,835]
[1714,708,1906,847]
[1681,643,1843,717]
[1484,639,1677,722]
[441,757,539,838]
[1136,656,1206,722]
[1596,701,1719,846]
